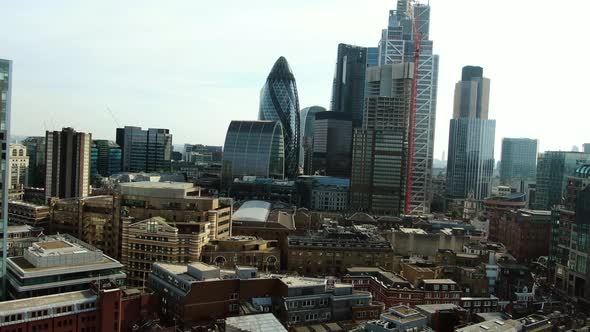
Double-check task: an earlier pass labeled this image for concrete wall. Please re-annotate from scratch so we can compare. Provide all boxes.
[387,231,469,259]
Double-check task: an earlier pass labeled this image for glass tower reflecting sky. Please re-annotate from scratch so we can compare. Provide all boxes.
[258,57,300,179]
[222,120,285,183]
[0,59,12,299]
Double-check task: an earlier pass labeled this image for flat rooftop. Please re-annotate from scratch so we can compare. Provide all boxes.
[422,279,457,284]
[456,319,521,332]
[0,290,96,313]
[225,313,287,332]
[120,181,195,190]
[398,227,427,234]
[415,303,460,314]
[281,276,326,288]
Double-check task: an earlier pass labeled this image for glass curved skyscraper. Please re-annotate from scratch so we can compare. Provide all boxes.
[258,56,300,178]
[222,120,285,183]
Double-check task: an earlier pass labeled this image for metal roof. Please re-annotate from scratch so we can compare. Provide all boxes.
[233,200,271,222]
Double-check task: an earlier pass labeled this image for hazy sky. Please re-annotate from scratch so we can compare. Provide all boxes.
[2,0,589,159]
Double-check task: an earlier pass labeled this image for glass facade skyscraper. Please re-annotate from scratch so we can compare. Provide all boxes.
[258,57,300,179]
[92,140,122,179]
[377,0,439,214]
[534,151,590,210]
[299,106,326,171]
[0,59,12,299]
[500,138,538,188]
[116,126,172,173]
[330,44,368,128]
[222,121,285,183]
[312,112,353,178]
[446,66,495,201]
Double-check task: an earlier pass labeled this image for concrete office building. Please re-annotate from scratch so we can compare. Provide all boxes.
[8,200,50,229]
[331,44,368,128]
[116,126,172,173]
[49,195,115,254]
[299,106,326,173]
[113,182,232,260]
[377,1,439,214]
[5,234,125,299]
[500,138,538,190]
[201,236,280,271]
[121,216,212,287]
[22,136,46,188]
[350,63,412,215]
[222,121,285,184]
[8,144,28,191]
[258,57,300,178]
[0,59,13,299]
[312,111,353,178]
[446,66,496,201]
[584,143,590,154]
[534,151,590,210]
[45,128,92,200]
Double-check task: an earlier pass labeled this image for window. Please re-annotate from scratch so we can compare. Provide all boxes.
[230,293,239,300]
[291,315,300,323]
[288,301,298,309]
[229,304,239,312]
[319,298,328,306]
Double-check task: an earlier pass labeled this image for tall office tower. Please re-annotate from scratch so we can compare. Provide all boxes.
[184,144,223,163]
[222,120,285,184]
[350,63,413,215]
[116,126,172,173]
[0,59,12,298]
[534,151,590,210]
[8,144,28,191]
[500,138,538,189]
[299,106,326,172]
[331,44,368,127]
[45,128,92,200]
[22,136,46,188]
[446,66,495,201]
[312,112,353,178]
[259,57,300,179]
[584,143,590,154]
[377,0,439,214]
[92,140,122,178]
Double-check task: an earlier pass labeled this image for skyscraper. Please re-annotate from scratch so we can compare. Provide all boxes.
[22,136,46,188]
[534,151,590,210]
[312,112,353,178]
[350,62,413,215]
[92,140,122,178]
[330,44,368,127]
[0,59,12,298]
[116,126,172,173]
[446,66,495,201]
[45,128,92,200]
[299,106,326,172]
[259,57,300,179]
[377,0,439,214]
[584,143,590,154]
[500,138,538,189]
[222,121,285,183]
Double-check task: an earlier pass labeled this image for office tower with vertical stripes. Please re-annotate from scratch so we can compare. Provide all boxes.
[0,58,12,298]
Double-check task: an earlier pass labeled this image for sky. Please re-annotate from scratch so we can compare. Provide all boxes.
[2,0,589,160]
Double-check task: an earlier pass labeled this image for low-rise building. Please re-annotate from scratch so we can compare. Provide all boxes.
[148,262,383,329]
[6,234,125,299]
[287,225,395,276]
[0,284,155,332]
[494,209,552,261]
[201,236,280,271]
[414,303,467,332]
[8,200,50,228]
[387,228,470,260]
[5,224,43,257]
[455,318,522,332]
[121,216,212,287]
[364,305,428,332]
[460,296,499,316]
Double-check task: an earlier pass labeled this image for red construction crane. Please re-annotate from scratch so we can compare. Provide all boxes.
[404,2,423,215]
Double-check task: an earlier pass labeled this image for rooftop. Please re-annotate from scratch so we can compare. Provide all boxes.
[225,313,287,332]
[0,290,96,313]
[422,279,457,285]
[456,319,522,332]
[281,276,326,288]
[398,227,427,234]
[120,181,195,190]
[415,303,460,314]
[233,200,272,222]
[8,200,50,209]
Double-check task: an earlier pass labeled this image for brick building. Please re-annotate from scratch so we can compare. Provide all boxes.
[0,284,155,332]
[493,209,552,261]
[201,236,280,271]
[148,262,383,329]
[342,268,463,307]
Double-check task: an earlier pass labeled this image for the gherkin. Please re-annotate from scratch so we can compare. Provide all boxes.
[258,56,300,178]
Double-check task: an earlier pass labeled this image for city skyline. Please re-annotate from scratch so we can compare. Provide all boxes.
[2,0,589,160]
